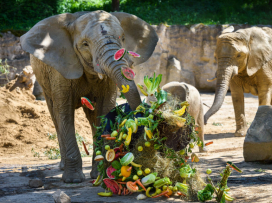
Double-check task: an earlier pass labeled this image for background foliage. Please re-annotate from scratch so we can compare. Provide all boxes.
[0,0,272,33]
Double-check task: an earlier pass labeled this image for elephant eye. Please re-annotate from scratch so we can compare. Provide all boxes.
[237,54,241,58]
[82,41,89,47]
[122,35,125,42]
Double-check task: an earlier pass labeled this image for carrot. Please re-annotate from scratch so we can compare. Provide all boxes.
[127,166,132,172]
[101,134,110,138]
[118,188,121,196]
[191,156,195,162]
[135,179,147,191]
[164,194,170,198]
[82,141,89,155]
[205,141,213,146]
[106,137,116,140]
[177,192,186,197]
[180,163,184,166]
[119,143,124,153]
[152,191,168,198]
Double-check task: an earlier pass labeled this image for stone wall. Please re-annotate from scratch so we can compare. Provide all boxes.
[1,24,271,91]
[0,32,30,86]
[135,23,271,91]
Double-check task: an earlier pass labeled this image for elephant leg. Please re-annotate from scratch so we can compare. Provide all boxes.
[230,79,247,137]
[52,93,84,183]
[44,93,66,170]
[197,104,208,152]
[83,91,117,179]
[258,88,272,106]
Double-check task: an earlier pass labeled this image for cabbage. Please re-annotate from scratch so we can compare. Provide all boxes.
[125,119,137,133]
[179,164,195,178]
[197,184,214,202]
[141,172,157,186]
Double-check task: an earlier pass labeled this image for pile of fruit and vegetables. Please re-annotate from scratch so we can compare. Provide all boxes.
[86,50,242,202]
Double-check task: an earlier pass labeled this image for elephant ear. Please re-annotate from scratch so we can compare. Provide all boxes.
[244,27,272,76]
[20,12,88,79]
[111,12,158,66]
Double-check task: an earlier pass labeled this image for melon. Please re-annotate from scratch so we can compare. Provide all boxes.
[81,97,94,110]
[105,149,115,162]
[121,67,135,81]
[103,179,119,194]
[128,51,140,58]
[106,165,117,179]
[114,48,126,61]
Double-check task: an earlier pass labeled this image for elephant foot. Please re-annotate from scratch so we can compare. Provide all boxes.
[235,128,247,137]
[199,146,209,153]
[90,160,99,179]
[59,159,65,170]
[62,168,85,183]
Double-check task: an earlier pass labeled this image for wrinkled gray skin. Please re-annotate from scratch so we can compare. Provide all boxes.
[205,27,272,137]
[147,81,207,152]
[20,11,158,183]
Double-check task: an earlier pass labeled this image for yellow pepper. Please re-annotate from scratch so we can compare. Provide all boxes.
[121,85,129,93]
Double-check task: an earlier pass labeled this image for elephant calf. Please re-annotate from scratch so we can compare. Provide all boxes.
[147,81,207,152]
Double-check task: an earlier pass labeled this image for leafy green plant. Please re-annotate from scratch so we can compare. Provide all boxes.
[0,59,15,82]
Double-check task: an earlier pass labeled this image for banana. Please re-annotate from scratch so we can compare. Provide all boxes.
[119,119,127,128]
[131,161,142,168]
[121,85,129,93]
[125,127,132,146]
[224,193,234,201]
[137,83,144,89]
[139,88,148,96]
[144,127,153,139]
[180,101,190,107]
[174,106,186,116]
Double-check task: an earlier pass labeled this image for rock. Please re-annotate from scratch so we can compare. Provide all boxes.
[244,105,272,162]
[29,178,43,188]
[17,66,36,91]
[52,189,71,203]
[33,80,45,100]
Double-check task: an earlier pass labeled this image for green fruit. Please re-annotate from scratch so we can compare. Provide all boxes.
[105,145,110,150]
[145,142,151,147]
[96,150,102,155]
[138,146,143,151]
[189,143,194,148]
[173,186,178,192]
[163,185,167,191]
[133,175,139,180]
[111,131,118,137]
[122,133,127,139]
[156,188,161,194]
[179,149,185,155]
[145,168,151,174]
[206,169,212,175]
[137,170,143,176]
[168,186,173,190]
[198,141,203,147]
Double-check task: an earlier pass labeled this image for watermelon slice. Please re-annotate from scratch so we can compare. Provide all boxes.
[114,48,126,61]
[81,97,94,110]
[128,51,140,58]
[103,179,119,194]
[106,165,117,179]
[121,67,135,81]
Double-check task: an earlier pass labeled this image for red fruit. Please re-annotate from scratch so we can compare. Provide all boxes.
[103,178,119,194]
[114,48,126,61]
[106,165,117,179]
[81,97,94,110]
[128,51,140,58]
[121,67,135,81]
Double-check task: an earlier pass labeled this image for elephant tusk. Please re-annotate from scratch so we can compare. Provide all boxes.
[207,77,217,82]
[98,73,104,80]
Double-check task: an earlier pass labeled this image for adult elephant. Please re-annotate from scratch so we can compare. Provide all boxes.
[204,27,272,137]
[20,11,158,183]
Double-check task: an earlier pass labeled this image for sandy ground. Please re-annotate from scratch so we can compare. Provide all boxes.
[0,89,272,202]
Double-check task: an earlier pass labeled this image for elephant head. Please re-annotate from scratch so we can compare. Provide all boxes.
[204,27,272,124]
[20,11,158,110]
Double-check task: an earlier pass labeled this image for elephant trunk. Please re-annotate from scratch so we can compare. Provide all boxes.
[97,44,141,110]
[204,61,234,124]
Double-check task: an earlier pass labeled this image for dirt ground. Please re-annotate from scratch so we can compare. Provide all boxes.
[0,80,272,202]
